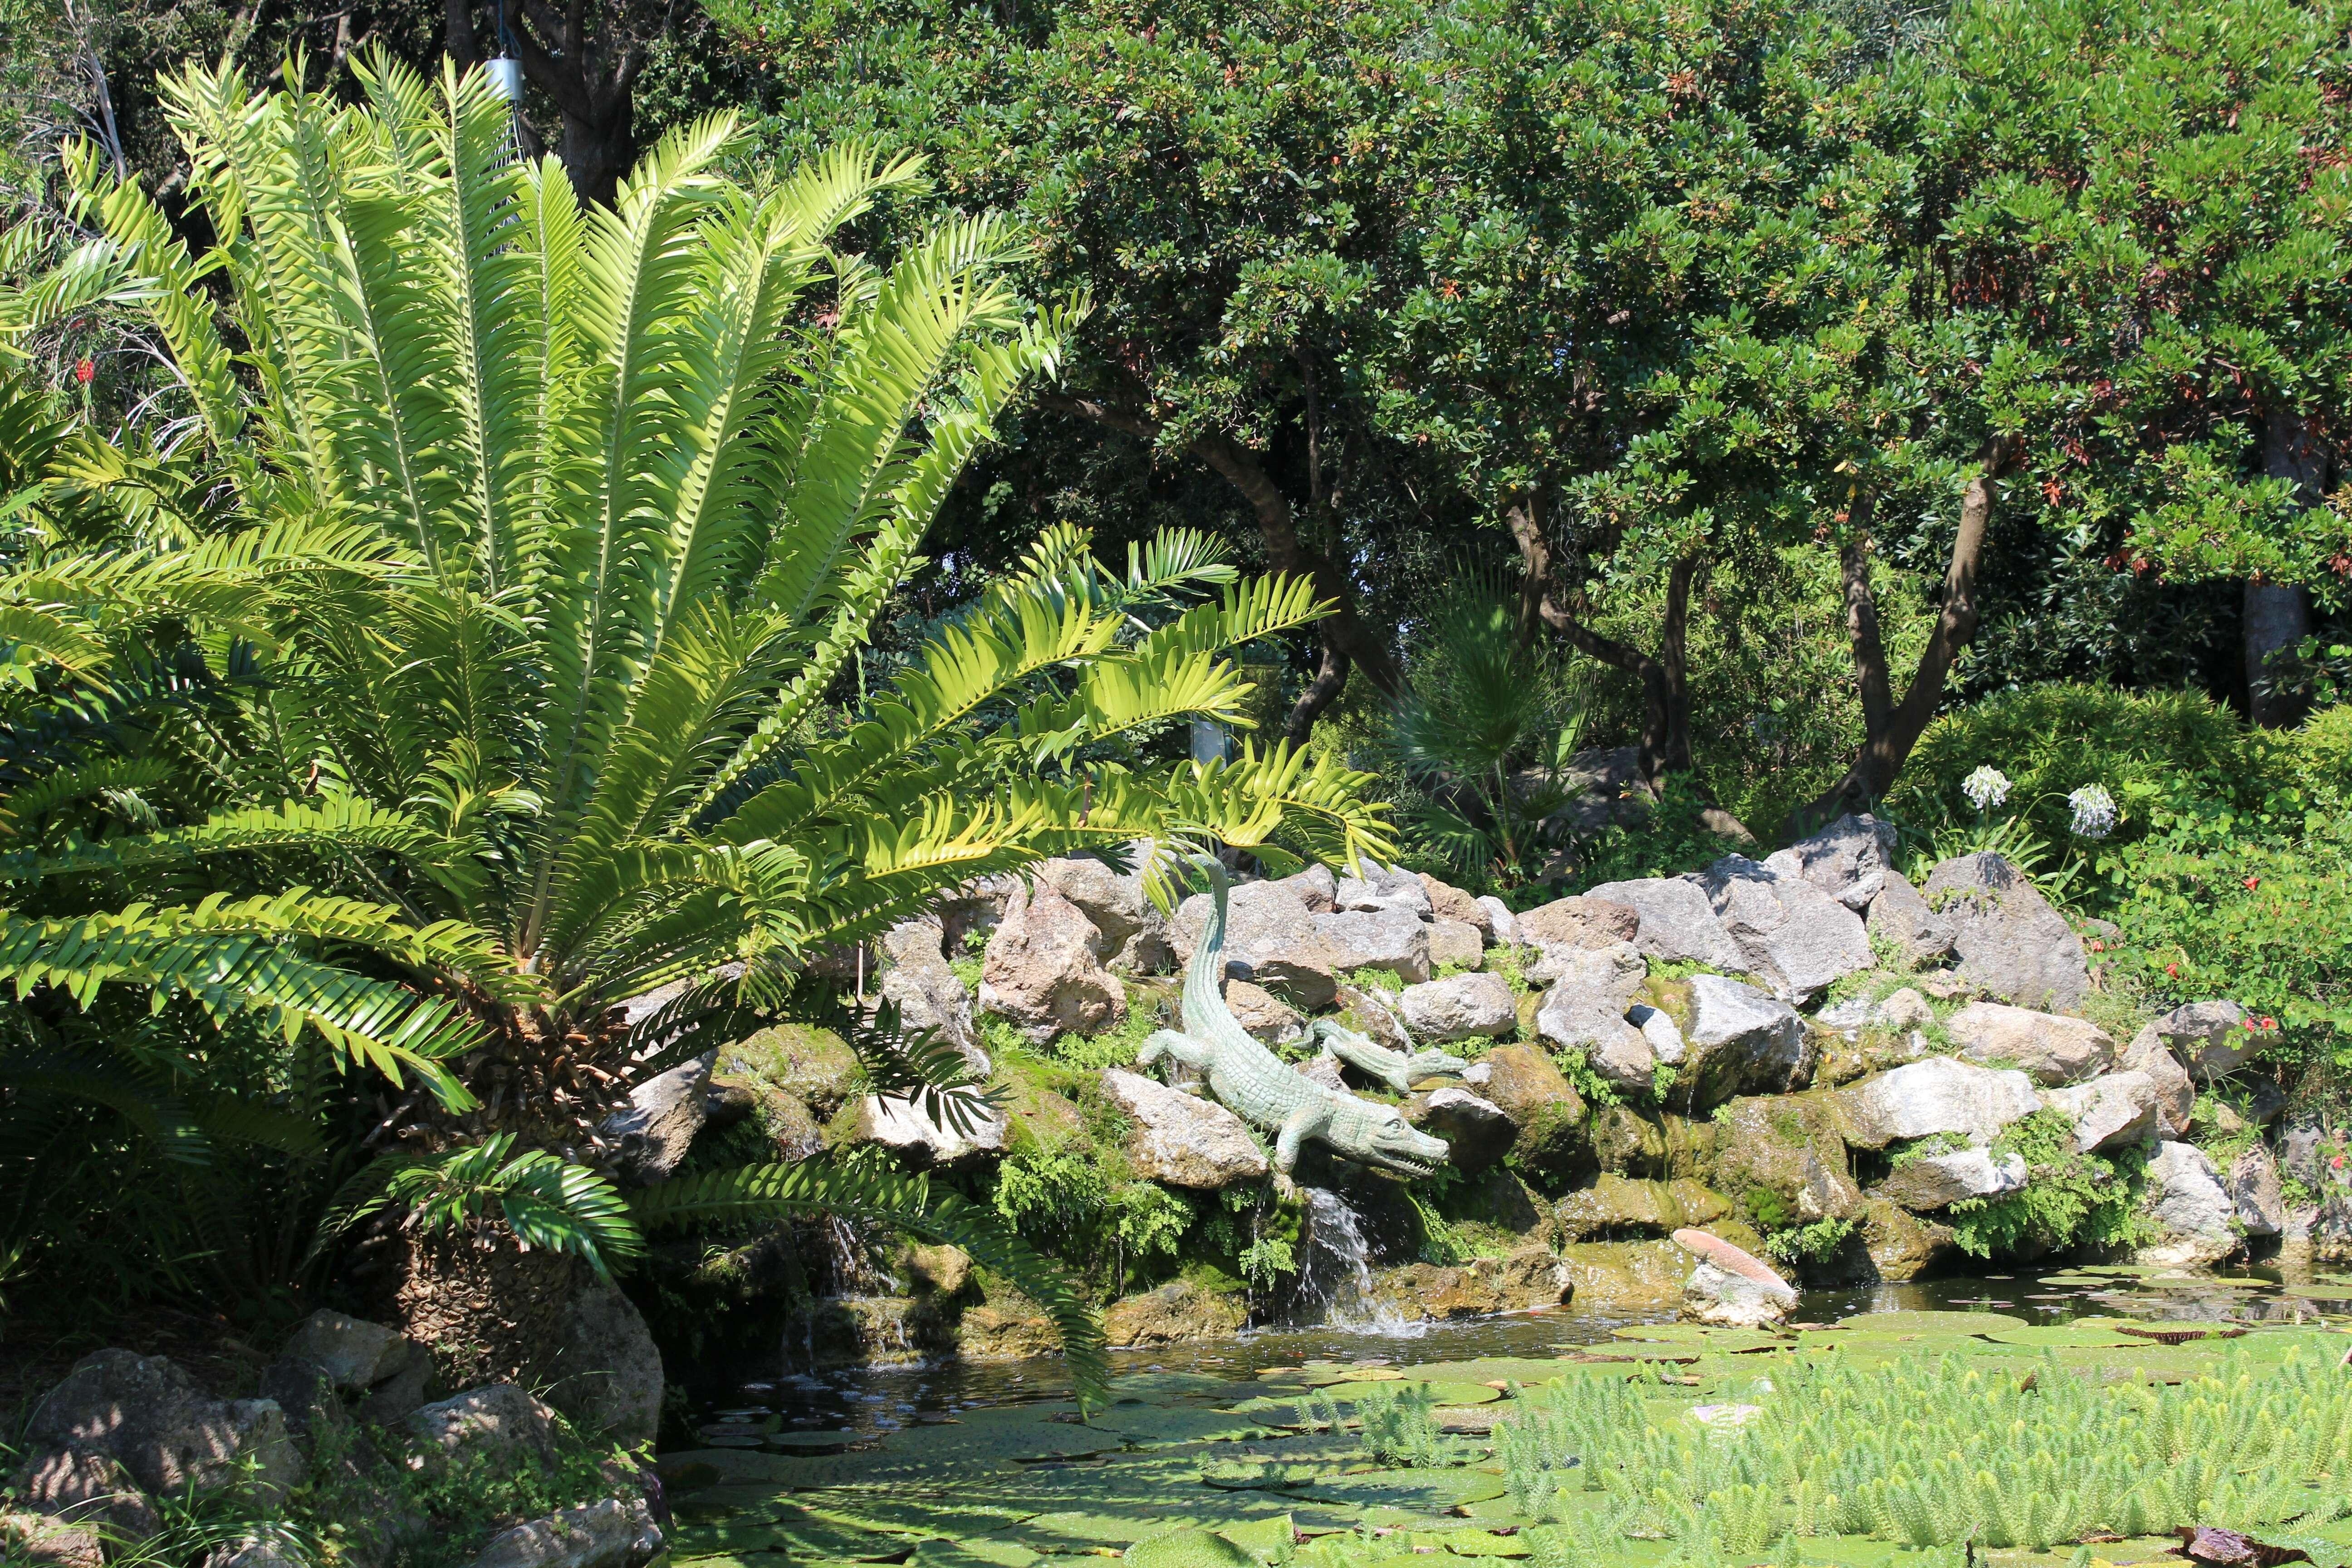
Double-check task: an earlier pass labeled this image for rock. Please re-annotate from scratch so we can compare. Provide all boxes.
[1866,875,1958,969]
[12,1449,158,1542]
[1428,918,1485,970]
[737,1082,823,1162]
[1475,896,1521,947]
[1700,856,1874,1002]
[1299,1053,1348,1092]
[1313,907,1434,984]
[898,1243,972,1298]
[1410,1088,1515,1173]
[598,1052,713,1183]
[1362,1247,1573,1320]
[2121,1025,2200,1136]
[1710,1095,1861,1223]
[1103,1280,1247,1348]
[468,1497,662,1568]
[2045,1071,2161,1152]
[1538,981,1653,1090]
[2149,1000,2263,1080]
[1947,1003,2116,1085]
[209,1539,309,1568]
[1554,1238,1688,1307]
[1223,979,1304,1044]
[1533,940,1647,1010]
[1517,896,1643,970]
[2229,1143,2285,1237]
[1921,853,2091,1011]
[1330,985,1415,1053]
[1857,1197,1958,1280]
[1580,878,1747,970]
[0,1514,102,1568]
[721,1023,862,1117]
[1278,864,1339,911]
[1836,1056,2044,1149]
[1475,1041,1583,1127]
[1034,854,1148,956]
[1590,1103,1669,1176]
[981,878,1128,1042]
[1630,1004,1685,1064]
[1918,969,1971,1000]
[1875,1147,2030,1210]
[26,1352,295,1499]
[1171,881,1341,1007]
[2138,1141,2239,1267]
[1681,1261,1792,1328]
[1680,975,1812,1107]
[1765,813,1900,911]
[1399,973,1516,1042]
[853,1092,1009,1168]
[1421,874,1490,935]
[1100,1068,1270,1189]
[1334,865,1432,917]
[405,1384,559,1472]
[279,1309,415,1392]
[540,1272,665,1445]
[878,919,986,1070]
[1872,989,1936,1031]
[1555,1176,1733,1240]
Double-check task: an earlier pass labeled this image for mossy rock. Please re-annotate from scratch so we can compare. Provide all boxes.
[1856,1197,1958,1282]
[1554,1173,1732,1240]
[1589,1103,1670,1177]
[1709,1093,1857,1224]
[723,1022,864,1116]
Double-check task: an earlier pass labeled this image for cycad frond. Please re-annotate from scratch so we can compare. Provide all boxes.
[0,796,443,883]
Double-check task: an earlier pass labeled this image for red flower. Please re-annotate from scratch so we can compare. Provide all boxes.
[2261,1016,2277,1030]
[2244,876,2260,891]
[73,358,94,385]
[2335,1156,2345,1171]
[2166,963,2180,978]
[2243,1018,2258,1030]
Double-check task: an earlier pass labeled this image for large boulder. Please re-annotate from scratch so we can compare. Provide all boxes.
[981,878,1128,1042]
[26,1352,298,1500]
[1333,865,1432,917]
[280,1309,417,1392]
[1555,1175,1733,1240]
[1876,1147,2029,1210]
[1539,941,1647,1015]
[1537,988,1653,1091]
[468,1496,662,1568]
[1857,1197,1958,1280]
[2120,1024,2199,1136]
[1517,896,1642,975]
[404,1384,560,1473]
[11,1450,157,1544]
[1224,979,1305,1044]
[540,1274,665,1445]
[1469,1044,1587,1171]
[877,919,986,1070]
[1420,874,1491,936]
[1679,974,1812,1107]
[1362,1248,1573,1321]
[1865,874,1958,969]
[1920,853,2091,1011]
[2229,1142,2285,1237]
[1171,881,1341,1007]
[1313,907,1434,985]
[1102,1280,1248,1348]
[597,1053,713,1184]
[1671,1230,1796,1328]
[2044,1071,2161,1152]
[1765,813,1900,911]
[1946,1003,2116,1086]
[1409,1088,1515,1173]
[1836,1057,2043,1149]
[1,1514,102,1568]
[1581,877,1745,971]
[721,1023,862,1117]
[1428,918,1485,970]
[2137,1141,2239,1266]
[1100,1069,1270,1189]
[1033,853,1149,958]
[1400,973,1516,1042]
[2146,1000,2263,1080]
[1475,896,1521,948]
[1709,1095,1861,1224]
[1700,857,1874,1001]
[853,1093,1009,1168]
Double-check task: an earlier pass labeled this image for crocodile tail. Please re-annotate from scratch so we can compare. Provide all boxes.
[1184,858,1230,1032]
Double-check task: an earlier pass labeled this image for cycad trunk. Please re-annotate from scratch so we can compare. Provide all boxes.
[2248,410,2323,729]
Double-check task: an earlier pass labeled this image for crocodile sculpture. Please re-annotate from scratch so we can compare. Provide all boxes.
[1304,1018,1467,1094]
[1138,864,1450,1178]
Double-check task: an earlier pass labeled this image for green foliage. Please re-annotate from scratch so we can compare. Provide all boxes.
[346,1134,643,1276]
[1353,1382,1453,1470]
[1946,1109,2152,1259]
[1577,778,1737,888]
[1763,1216,1853,1268]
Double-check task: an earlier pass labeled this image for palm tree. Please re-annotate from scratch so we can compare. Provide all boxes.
[0,57,1392,1403]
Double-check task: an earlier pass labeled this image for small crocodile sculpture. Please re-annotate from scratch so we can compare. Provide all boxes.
[1138,864,1450,1178]
[1304,1019,1467,1094]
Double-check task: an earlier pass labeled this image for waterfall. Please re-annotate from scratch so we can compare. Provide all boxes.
[1301,1187,1424,1337]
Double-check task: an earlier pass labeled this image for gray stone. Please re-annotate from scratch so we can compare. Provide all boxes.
[876,919,986,1071]
[1399,973,1516,1042]
[1537,980,1654,1090]
[1,1512,101,1568]
[1334,865,1432,917]
[1700,856,1874,1001]
[2138,1141,2239,1267]
[2121,1024,2199,1136]
[2044,1070,2161,1152]
[2150,1000,2264,1080]
[1837,1056,2044,1149]
[1277,863,1338,911]
[1581,877,1745,970]
[1946,1002,2115,1085]
[206,1538,307,1568]
[1101,1068,1270,1190]
[1033,854,1148,956]
[1921,853,2091,1011]
[1680,1261,1795,1329]
[2282,1117,2329,1186]
[1813,994,1873,1033]
[1428,917,1485,970]
[1224,980,1304,1044]
[539,1273,664,1445]
[1475,1043,1586,1129]
[467,1497,662,1568]
[2229,1142,2285,1237]
[852,1092,1009,1168]
[1680,974,1811,1107]
[981,878,1128,1042]
[598,1053,713,1183]
[12,1448,157,1542]
[1171,881,1341,1007]
[1299,1054,1348,1092]
[1411,1088,1514,1173]
[1532,940,1648,1008]
[404,1384,559,1472]
[1516,895,1642,970]
[1475,896,1521,948]
[1764,813,1900,911]
[26,1352,294,1499]
[1421,874,1491,935]
[1876,1147,2029,1210]
[1872,989,1936,1031]
[279,1309,413,1392]
[1629,1004,1685,1064]
[1866,875,1958,969]
[1313,907,1434,984]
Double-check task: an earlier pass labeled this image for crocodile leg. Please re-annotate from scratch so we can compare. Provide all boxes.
[1140,1028,1212,1072]
[1274,1104,1324,1173]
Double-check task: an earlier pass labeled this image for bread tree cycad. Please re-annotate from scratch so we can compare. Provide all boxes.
[0,58,1390,1400]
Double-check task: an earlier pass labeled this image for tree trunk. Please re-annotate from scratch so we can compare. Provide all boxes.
[1788,441,2018,837]
[555,92,635,206]
[509,0,651,206]
[445,0,477,64]
[2248,410,2323,728]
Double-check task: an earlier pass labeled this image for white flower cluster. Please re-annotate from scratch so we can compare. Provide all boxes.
[1961,764,2011,812]
[2068,783,2118,840]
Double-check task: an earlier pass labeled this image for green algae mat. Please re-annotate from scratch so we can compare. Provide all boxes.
[659,1320,2352,1568]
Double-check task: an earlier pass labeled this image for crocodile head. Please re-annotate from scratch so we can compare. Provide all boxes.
[1349,1103,1451,1178]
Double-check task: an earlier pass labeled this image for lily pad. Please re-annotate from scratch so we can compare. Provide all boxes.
[911,1542,1044,1568]
[1980,1323,2145,1348]
[1836,1309,2028,1334]
[1125,1527,1259,1568]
